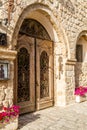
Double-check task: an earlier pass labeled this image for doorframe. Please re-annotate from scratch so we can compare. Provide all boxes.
[34,38,37,110]
[13,36,54,113]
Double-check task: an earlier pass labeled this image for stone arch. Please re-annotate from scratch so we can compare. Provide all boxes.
[76,30,87,43]
[10,2,73,108]
[11,3,69,58]
[75,30,87,59]
[75,30,87,87]
[73,26,87,58]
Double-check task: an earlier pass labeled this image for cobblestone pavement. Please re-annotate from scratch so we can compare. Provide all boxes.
[18,101,87,130]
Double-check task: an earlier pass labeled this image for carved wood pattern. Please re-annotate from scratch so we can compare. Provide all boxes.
[19,19,51,40]
[40,51,49,98]
[17,47,30,102]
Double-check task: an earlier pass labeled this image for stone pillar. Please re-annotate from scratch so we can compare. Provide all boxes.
[54,56,67,106]
[53,41,67,106]
[65,59,76,104]
[54,48,76,106]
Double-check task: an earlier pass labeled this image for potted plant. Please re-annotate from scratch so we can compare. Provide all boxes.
[74,86,87,103]
[0,105,19,130]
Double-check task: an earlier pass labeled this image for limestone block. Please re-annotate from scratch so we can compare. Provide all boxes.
[3,100,9,107]
[5,93,13,99]
[65,77,72,84]
[5,89,13,99]
[76,62,87,87]
[9,99,13,107]
[0,101,2,106]
[2,85,7,89]
[0,101,2,110]
[66,71,74,77]
[0,90,5,101]
[66,65,74,71]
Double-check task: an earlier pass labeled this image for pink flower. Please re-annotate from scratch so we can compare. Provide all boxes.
[75,86,87,96]
[0,105,20,123]
[0,113,3,121]
[3,107,8,111]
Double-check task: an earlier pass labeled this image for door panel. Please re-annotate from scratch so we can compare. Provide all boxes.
[40,51,49,98]
[36,39,54,110]
[17,47,30,103]
[16,36,35,114]
[15,36,54,114]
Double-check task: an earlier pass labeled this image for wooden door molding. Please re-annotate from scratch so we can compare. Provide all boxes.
[36,39,54,110]
[14,35,35,114]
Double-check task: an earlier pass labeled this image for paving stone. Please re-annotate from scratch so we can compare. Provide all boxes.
[18,101,87,130]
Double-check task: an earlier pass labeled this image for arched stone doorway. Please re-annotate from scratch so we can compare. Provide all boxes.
[12,3,70,112]
[14,19,54,114]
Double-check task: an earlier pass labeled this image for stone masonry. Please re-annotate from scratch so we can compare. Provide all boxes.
[0,0,87,111]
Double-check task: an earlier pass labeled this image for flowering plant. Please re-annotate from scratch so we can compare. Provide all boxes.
[0,105,20,124]
[74,86,87,96]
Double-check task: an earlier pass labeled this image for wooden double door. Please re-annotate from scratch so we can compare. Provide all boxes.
[14,36,54,114]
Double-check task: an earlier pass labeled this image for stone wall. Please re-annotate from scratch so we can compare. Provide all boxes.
[65,60,76,104]
[0,69,13,110]
[0,0,87,107]
[55,59,76,106]
[58,0,87,59]
[75,62,87,87]
[4,0,86,59]
[0,50,16,110]
[0,0,87,58]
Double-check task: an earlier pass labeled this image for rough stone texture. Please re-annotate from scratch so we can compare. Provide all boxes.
[8,0,87,59]
[0,0,87,109]
[75,62,87,87]
[1,0,87,58]
[65,62,76,104]
[0,57,16,109]
[1,85,13,108]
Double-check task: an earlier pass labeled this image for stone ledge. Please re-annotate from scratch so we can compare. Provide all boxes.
[0,49,17,61]
[66,59,77,65]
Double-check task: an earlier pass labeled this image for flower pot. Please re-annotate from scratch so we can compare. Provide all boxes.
[0,118,18,130]
[75,95,81,103]
[75,95,86,103]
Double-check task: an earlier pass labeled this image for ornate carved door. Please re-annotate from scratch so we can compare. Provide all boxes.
[15,37,54,113]
[15,36,54,113]
[15,36,35,114]
[14,19,54,114]
[36,39,54,110]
